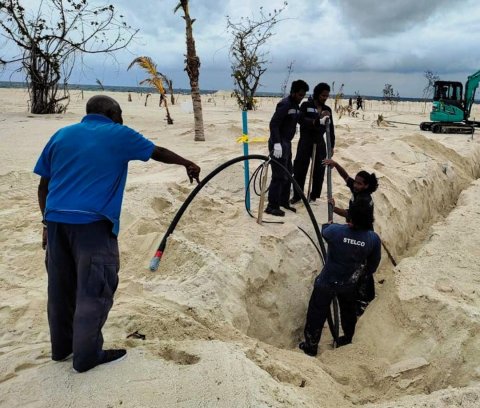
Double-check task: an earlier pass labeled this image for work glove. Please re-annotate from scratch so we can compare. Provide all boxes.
[273,143,282,159]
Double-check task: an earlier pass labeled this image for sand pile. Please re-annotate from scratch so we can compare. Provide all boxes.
[1,88,480,407]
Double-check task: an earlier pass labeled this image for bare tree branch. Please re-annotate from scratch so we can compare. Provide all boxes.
[0,0,138,113]
[227,2,287,110]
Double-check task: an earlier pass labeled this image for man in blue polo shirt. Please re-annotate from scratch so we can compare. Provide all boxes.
[34,95,200,373]
[299,200,381,357]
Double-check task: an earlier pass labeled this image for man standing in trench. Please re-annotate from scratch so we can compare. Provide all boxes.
[299,200,381,356]
[35,95,200,373]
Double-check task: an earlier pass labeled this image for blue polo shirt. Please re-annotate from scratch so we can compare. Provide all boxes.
[34,114,155,235]
[315,223,381,287]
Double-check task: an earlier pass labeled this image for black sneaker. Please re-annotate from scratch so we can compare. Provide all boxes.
[73,349,127,373]
[281,204,297,213]
[100,349,127,366]
[290,196,301,205]
[299,342,317,357]
[52,352,73,362]
[265,207,285,217]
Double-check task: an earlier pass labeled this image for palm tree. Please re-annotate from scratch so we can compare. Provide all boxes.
[127,56,174,124]
[174,0,205,141]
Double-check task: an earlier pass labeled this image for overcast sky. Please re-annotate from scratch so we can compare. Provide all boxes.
[1,0,479,97]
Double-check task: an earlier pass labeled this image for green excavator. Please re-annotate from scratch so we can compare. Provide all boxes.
[420,70,480,134]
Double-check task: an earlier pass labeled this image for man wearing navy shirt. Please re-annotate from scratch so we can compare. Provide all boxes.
[265,80,309,216]
[299,200,381,357]
[34,95,200,373]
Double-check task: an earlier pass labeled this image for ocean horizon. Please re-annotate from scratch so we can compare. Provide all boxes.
[0,80,429,103]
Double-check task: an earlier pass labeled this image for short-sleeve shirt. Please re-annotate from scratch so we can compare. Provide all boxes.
[346,177,374,230]
[315,223,381,287]
[34,114,155,235]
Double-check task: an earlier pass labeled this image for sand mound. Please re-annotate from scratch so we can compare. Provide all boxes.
[2,89,480,407]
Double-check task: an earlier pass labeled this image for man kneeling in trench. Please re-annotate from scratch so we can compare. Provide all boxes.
[299,199,382,356]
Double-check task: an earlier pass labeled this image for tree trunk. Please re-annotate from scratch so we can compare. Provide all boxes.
[29,74,63,113]
[191,79,204,140]
[27,50,67,114]
[164,101,174,124]
[182,3,205,141]
[167,79,175,105]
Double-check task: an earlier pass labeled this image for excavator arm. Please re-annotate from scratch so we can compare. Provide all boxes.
[464,70,480,120]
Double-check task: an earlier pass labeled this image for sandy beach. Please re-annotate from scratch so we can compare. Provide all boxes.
[1,87,480,407]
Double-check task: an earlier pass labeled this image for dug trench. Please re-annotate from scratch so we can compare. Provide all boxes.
[118,132,480,405]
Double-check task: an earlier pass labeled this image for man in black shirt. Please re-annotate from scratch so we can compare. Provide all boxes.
[291,83,335,204]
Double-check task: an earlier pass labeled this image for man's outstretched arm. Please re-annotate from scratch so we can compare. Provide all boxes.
[322,159,349,181]
[151,146,201,183]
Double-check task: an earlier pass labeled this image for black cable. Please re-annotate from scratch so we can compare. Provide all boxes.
[297,226,324,265]
[245,161,283,224]
[148,154,333,342]
[150,154,326,268]
[330,296,340,348]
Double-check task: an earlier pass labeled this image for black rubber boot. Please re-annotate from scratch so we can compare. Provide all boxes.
[299,342,317,357]
[282,204,297,213]
[265,206,285,217]
[336,336,352,347]
[290,196,301,205]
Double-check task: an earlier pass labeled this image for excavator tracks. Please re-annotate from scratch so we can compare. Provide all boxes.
[420,122,475,135]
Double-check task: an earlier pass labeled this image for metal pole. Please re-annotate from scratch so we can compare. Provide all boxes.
[242,110,251,211]
[325,117,333,221]
[325,116,339,347]
[306,143,317,201]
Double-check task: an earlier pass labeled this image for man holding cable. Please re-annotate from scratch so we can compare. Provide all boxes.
[299,199,381,357]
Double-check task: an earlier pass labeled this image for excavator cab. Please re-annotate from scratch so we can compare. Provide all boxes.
[420,70,480,134]
[430,81,464,123]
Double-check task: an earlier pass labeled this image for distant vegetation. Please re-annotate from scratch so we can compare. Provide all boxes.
[0,0,137,114]
[422,70,440,113]
[382,83,400,104]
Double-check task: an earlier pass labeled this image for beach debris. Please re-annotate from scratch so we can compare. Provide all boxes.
[376,114,396,127]
[384,357,429,378]
[126,330,146,340]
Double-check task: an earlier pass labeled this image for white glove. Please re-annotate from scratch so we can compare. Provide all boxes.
[319,116,329,125]
[273,143,282,159]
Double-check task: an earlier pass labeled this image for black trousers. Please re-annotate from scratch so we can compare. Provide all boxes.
[267,140,293,209]
[292,137,327,200]
[357,274,375,302]
[303,285,357,351]
[46,221,119,372]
